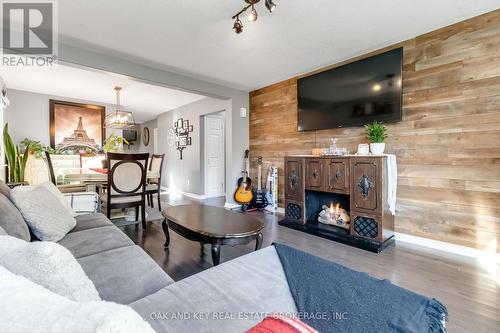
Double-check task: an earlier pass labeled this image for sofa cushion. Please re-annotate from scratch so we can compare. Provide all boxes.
[0,193,31,241]
[70,213,114,233]
[131,246,297,333]
[0,226,6,235]
[58,226,134,258]
[10,186,76,241]
[39,182,77,217]
[78,245,174,304]
[0,237,100,302]
[0,180,10,199]
[0,266,155,333]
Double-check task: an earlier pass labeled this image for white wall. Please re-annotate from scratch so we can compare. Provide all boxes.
[4,89,123,146]
[157,97,230,196]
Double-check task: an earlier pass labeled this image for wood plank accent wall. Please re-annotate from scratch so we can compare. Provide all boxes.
[249,10,500,251]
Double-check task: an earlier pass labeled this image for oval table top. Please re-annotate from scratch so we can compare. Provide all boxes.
[162,204,264,238]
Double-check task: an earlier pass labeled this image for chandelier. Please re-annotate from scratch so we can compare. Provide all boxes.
[104,86,136,129]
[232,0,277,34]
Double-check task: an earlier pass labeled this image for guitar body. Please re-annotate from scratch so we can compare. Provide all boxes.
[251,189,268,209]
[234,150,254,205]
[234,177,253,204]
[250,156,268,209]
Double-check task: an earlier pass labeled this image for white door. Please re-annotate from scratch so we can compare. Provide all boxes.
[204,115,225,197]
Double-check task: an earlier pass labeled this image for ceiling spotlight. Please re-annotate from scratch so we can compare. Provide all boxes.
[248,5,257,22]
[233,17,243,34]
[265,0,276,13]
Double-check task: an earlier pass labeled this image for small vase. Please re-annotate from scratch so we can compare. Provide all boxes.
[370,143,385,155]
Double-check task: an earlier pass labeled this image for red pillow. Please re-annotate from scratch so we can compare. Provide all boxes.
[246,314,318,333]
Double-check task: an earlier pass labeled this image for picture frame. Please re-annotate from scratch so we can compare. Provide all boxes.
[188,125,193,132]
[49,100,105,151]
[177,119,183,128]
[187,137,192,145]
[183,120,189,128]
[179,137,187,146]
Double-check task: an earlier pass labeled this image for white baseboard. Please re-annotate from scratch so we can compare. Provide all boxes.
[160,187,205,200]
[224,202,241,210]
[395,232,500,261]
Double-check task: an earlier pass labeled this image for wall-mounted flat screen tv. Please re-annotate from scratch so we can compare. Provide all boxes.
[297,48,403,131]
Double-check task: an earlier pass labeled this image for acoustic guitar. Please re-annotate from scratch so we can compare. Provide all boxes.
[234,150,253,204]
[250,156,268,209]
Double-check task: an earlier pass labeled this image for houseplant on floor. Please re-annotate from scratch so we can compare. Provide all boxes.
[364,121,387,155]
[3,123,30,183]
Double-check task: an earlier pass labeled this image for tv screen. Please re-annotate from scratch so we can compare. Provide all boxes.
[122,130,137,142]
[297,48,402,131]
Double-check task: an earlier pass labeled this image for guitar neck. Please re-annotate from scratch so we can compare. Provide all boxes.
[257,165,262,190]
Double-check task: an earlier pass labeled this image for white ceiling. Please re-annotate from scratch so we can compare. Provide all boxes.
[56,0,500,91]
[0,65,206,123]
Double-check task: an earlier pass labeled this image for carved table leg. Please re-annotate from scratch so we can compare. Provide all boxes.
[255,233,263,251]
[162,219,170,248]
[211,240,221,266]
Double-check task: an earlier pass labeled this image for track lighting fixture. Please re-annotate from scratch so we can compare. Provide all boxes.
[265,0,276,13]
[231,0,277,34]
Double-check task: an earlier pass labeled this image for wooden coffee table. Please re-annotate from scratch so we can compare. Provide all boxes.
[162,205,264,266]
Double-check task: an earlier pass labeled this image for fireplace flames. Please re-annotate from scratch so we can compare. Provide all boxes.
[318,202,350,230]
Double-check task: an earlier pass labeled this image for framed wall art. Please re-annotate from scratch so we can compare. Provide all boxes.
[50,100,105,152]
[172,117,194,160]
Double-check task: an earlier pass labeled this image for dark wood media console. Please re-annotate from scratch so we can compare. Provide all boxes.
[280,155,395,252]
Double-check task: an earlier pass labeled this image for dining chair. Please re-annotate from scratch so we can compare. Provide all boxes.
[43,151,86,193]
[101,152,149,228]
[145,154,165,211]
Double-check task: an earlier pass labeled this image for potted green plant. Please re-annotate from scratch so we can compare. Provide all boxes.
[102,133,129,153]
[364,121,387,155]
[3,123,30,183]
[101,134,129,168]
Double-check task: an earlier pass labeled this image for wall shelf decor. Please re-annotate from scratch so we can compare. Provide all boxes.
[173,118,193,160]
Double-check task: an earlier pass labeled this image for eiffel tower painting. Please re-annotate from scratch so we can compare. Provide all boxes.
[56,116,100,151]
[50,100,105,152]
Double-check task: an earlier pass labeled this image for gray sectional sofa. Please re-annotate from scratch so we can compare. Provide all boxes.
[62,214,297,332]
[0,182,297,332]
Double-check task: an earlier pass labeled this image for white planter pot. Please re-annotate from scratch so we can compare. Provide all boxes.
[370,143,386,155]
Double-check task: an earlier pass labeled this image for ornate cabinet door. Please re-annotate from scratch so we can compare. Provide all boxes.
[352,158,381,214]
[326,159,349,194]
[305,159,324,190]
[284,157,303,200]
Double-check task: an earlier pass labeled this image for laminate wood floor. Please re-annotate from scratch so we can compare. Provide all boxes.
[121,194,500,333]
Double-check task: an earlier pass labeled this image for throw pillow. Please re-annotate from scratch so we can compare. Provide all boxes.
[0,267,155,333]
[0,235,28,255]
[0,237,100,302]
[247,315,319,333]
[11,186,77,241]
[40,181,77,217]
[0,192,31,241]
[0,226,6,235]
[0,180,10,199]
